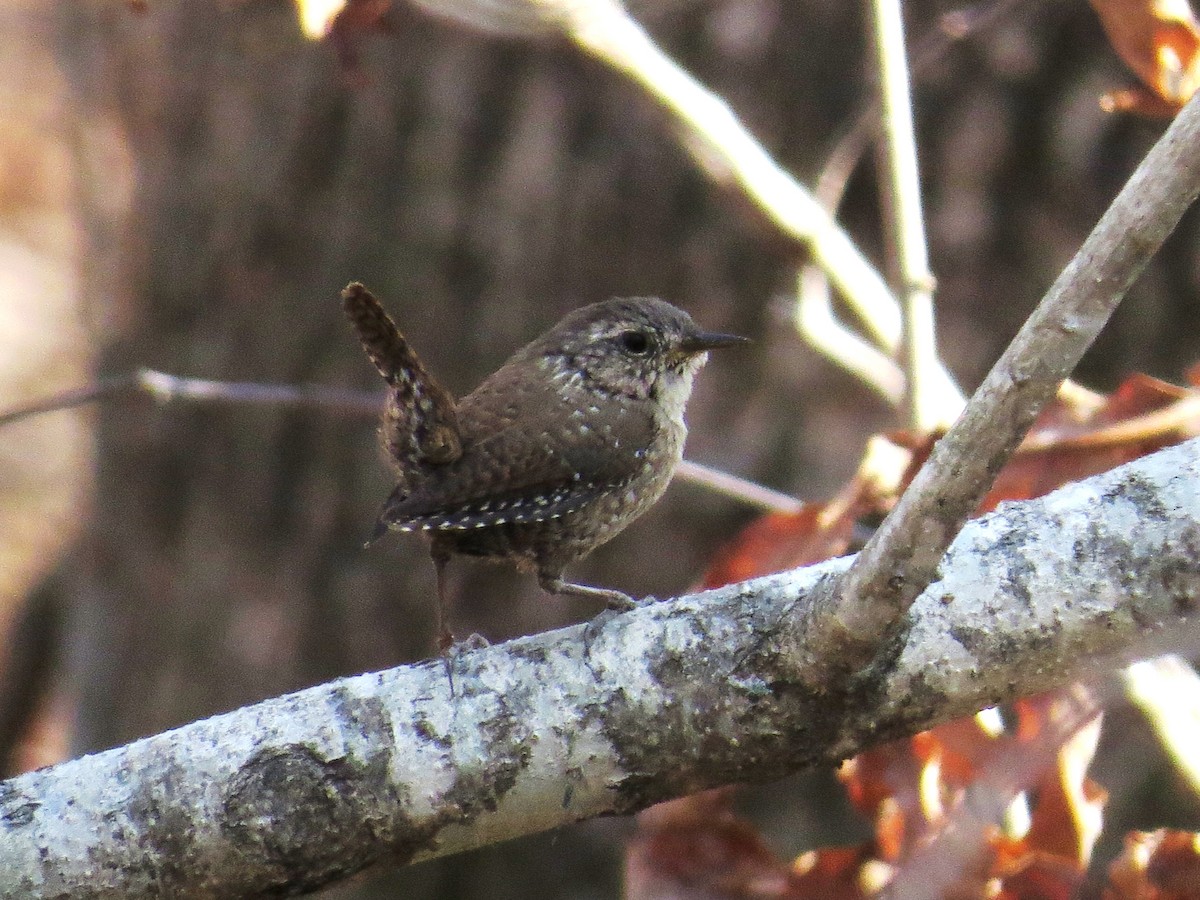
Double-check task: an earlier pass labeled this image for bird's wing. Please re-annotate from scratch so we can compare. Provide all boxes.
[375,375,659,533]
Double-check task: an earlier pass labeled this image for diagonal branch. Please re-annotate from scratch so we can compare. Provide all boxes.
[3,438,1200,897]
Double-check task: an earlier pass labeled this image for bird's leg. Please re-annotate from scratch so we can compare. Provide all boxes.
[431,546,494,695]
[539,573,642,611]
[432,544,456,653]
[430,545,462,694]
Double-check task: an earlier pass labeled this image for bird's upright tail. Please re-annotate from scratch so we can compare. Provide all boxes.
[341,282,463,472]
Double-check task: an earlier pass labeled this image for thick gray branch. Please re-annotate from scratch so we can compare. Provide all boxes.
[4,439,1200,897]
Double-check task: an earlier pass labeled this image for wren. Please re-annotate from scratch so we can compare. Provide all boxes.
[342,282,746,650]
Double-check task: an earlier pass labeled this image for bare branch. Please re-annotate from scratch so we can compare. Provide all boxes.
[0,375,138,428]
[3,437,1199,897]
[866,0,942,432]
[794,266,907,406]
[675,460,803,515]
[798,0,1019,408]
[0,370,379,427]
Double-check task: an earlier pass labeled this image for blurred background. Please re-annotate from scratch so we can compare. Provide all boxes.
[3,0,1200,895]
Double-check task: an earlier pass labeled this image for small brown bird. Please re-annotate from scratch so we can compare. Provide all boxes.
[342,282,745,650]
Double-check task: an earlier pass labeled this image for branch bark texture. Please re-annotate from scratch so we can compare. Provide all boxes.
[4,439,1200,897]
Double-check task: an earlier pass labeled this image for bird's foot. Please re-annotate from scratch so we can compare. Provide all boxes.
[584,595,665,645]
[614,593,658,610]
[455,632,491,651]
[601,590,639,612]
[437,631,490,696]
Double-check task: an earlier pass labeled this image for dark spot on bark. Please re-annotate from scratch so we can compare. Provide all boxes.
[599,607,844,814]
[103,758,203,891]
[329,688,390,743]
[1107,471,1166,521]
[949,623,986,653]
[413,716,451,750]
[0,782,37,827]
[440,692,533,819]
[990,507,1038,610]
[858,619,912,682]
[505,642,550,665]
[1161,526,1200,611]
[953,622,1035,665]
[1129,603,1154,630]
[1072,531,1101,565]
[221,742,430,895]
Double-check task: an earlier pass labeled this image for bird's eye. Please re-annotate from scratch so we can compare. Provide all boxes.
[619,330,651,354]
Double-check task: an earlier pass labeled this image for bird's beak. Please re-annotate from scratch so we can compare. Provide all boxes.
[680,330,750,354]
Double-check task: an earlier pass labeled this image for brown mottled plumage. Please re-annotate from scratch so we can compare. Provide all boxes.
[342,282,744,650]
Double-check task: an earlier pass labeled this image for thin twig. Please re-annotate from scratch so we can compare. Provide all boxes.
[867,0,941,432]
[1020,393,1200,451]
[807,86,1200,673]
[798,0,1020,416]
[0,370,793,513]
[814,0,1023,214]
[133,370,381,414]
[676,460,803,515]
[793,266,907,406]
[0,370,379,427]
[0,375,139,428]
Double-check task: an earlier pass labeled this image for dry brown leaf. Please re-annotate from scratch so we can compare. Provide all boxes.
[979,373,1195,512]
[626,789,813,899]
[1104,830,1200,898]
[789,846,873,899]
[1090,0,1200,112]
[1013,699,1107,873]
[701,501,856,590]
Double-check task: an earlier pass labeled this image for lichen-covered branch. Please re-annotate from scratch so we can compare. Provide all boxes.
[3,438,1200,897]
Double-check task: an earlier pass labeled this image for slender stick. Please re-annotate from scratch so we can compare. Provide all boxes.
[798,0,1019,416]
[0,375,138,428]
[867,0,941,432]
[675,460,803,514]
[794,266,907,406]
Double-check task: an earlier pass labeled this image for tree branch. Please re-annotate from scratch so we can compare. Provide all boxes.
[866,0,942,431]
[4,437,1200,897]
